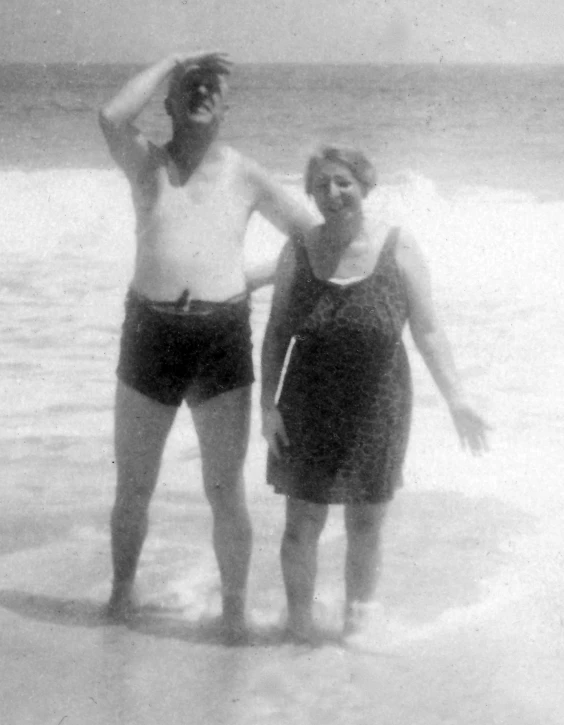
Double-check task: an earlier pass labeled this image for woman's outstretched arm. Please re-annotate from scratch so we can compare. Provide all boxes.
[397,230,490,454]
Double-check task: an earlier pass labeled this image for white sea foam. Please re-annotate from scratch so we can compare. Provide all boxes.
[2,167,562,307]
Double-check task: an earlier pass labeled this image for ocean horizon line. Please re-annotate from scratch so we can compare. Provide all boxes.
[2,59,564,69]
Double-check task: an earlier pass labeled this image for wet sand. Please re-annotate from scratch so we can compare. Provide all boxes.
[2,388,564,724]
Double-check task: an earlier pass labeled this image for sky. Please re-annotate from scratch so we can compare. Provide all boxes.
[1,0,564,64]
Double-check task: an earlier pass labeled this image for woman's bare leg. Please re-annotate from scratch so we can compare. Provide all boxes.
[344,502,388,632]
[281,497,329,641]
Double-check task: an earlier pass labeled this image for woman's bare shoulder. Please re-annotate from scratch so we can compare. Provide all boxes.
[390,228,434,300]
[365,219,400,254]
[392,226,427,266]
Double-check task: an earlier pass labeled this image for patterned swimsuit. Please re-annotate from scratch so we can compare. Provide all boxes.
[267,227,412,504]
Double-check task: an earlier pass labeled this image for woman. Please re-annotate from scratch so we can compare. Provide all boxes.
[260,146,489,642]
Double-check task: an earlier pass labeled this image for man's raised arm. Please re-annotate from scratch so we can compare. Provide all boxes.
[99,51,230,175]
[244,158,318,239]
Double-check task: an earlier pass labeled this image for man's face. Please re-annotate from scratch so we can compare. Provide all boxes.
[168,70,227,128]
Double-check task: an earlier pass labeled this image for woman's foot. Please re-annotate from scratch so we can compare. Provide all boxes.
[283,608,327,646]
[344,601,414,651]
[343,600,385,637]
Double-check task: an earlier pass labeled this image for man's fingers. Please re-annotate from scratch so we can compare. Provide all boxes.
[174,51,233,74]
[199,53,233,74]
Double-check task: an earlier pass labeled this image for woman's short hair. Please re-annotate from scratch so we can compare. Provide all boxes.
[304,146,377,196]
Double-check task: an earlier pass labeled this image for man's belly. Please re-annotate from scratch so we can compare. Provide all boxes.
[131,240,248,302]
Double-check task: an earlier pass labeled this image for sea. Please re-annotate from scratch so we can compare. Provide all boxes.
[2,62,563,463]
[2,63,564,723]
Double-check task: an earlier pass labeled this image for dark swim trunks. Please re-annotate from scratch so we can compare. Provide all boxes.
[117,288,254,407]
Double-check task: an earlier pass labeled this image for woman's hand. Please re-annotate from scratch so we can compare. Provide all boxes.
[449,400,491,455]
[261,406,289,458]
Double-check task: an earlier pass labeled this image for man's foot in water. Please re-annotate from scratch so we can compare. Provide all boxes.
[220,593,249,645]
[105,582,138,623]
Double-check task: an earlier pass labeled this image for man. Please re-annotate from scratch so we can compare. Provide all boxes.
[99,50,314,639]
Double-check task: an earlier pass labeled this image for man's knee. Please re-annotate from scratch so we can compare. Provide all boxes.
[205,473,246,515]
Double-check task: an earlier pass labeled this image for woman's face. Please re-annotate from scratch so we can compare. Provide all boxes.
[311,160,364,221]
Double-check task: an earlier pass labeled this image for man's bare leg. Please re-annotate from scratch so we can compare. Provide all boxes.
[343,502,388,633]
[191,385,253,641]
[281,498,329,642]
[107,381,177,620]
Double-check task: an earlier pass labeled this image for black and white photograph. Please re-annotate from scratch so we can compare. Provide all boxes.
[1,1,563,723]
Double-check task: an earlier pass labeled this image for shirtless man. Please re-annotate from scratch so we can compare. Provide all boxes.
[99,51,314,638]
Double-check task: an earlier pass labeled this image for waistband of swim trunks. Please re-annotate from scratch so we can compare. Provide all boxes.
[127,287,250,316]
